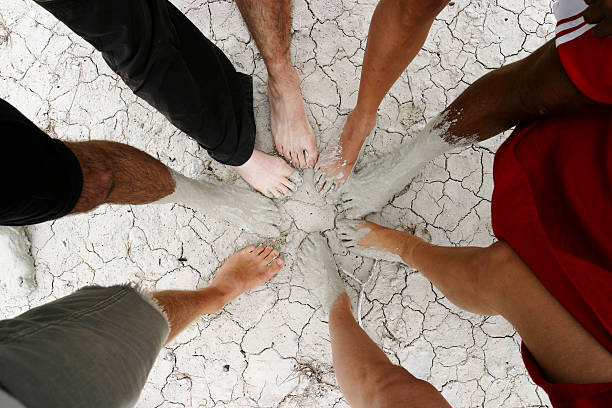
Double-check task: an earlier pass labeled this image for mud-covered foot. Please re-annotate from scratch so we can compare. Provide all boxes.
[268,66,318,168]
[210,245,285,303]
[341,124,454,218]
[314,112,376,196]
[154,171,282,237]
[339,158,396,218]
[337,219,425,265]
[232,150,303,198]
[296,234,346,313]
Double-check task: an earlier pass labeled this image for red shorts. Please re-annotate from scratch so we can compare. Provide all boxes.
[492,113,612,407]
[491,1,612,406]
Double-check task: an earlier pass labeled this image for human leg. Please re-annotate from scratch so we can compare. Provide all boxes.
[34,0,297,197]
[1,96,282,232]
[338,220,612,384]
[315,0,449,193]
[338,219,497,315]
[235,0,318,168]
[153,244,284,343]
[0,245,283,407]
[0,285,170,408]
[65,141,174,212]
[66,141,282,237]
[297,234,450,407]
[340,40,607,218]
[330,294,452,408]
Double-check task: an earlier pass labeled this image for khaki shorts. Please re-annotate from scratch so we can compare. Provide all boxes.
[0,285,169,408]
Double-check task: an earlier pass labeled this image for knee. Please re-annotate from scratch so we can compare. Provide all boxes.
[476,241,525,301]
[65,142,114,213]
[397,0,449,25]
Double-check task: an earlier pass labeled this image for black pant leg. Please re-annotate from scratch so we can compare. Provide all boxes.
[0,99,83,225]
[34,0,255,165]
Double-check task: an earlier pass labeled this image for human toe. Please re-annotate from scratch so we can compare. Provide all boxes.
[254,245,267,255]
[295,150,307,168]
[281,177,296,192]
[259,246,274,259]
[306,145,318,167]
[268,257,284,276]
[265,250,278,263]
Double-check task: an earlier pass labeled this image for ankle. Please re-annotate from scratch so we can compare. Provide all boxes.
[350,106,378,124]
[199,286,233,312]
[399,235,428,266]
[330,292,350,314]
[342,111,377,143]
[266,58,296,82]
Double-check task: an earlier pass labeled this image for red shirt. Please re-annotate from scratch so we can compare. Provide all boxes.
[491,1,612,405]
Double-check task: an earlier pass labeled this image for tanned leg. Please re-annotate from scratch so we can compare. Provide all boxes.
[153,244,284,344]
[340,221,612,385]
[65,141,283,237]
[315,0,449,193]
[298,234,450,407]
[235,0,318,168]
[330,293,452,408]
[66,141,175,213]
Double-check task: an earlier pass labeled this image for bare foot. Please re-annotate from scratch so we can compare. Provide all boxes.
[337,219,426,265]
[296,234,346,313]
[314,112,376,196]
[268,66,318,168]
[209,245,285,303]
[232,150,303,198]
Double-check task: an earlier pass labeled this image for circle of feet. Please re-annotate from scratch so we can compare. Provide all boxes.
[0,0,553,406]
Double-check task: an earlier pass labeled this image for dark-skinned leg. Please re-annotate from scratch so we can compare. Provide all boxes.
[341,40,608,219]
[438,40,605,144]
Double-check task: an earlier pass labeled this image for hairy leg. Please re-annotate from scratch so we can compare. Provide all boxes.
[340,40,607,218]
[315,0,449,193]
[341,221,612,384]
[67,141,282,236]
[153,244,284,344]
[235,0,317,168]
[66,141,174,213]
[330,294,452,408]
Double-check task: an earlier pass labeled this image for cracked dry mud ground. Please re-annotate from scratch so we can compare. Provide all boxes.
[0,0,556,407]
